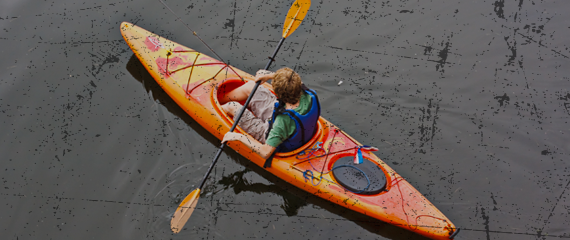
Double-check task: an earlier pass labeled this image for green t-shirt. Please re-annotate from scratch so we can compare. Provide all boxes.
[266,92,312,148]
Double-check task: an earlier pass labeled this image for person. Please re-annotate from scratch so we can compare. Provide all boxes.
[220,67,320,165]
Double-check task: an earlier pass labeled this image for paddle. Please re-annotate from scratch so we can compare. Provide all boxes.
[170,0,311,233]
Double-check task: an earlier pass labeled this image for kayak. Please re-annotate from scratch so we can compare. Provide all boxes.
[120,22,459,240]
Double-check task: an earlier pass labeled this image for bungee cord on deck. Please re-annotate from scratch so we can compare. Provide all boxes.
[157,0,244,96]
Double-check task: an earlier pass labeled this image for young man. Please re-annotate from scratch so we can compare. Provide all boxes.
[220,67,320,162]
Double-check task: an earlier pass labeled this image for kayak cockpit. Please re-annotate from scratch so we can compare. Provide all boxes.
[212,78,324,158]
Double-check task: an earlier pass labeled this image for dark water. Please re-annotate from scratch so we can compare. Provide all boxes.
[2,0,569,239]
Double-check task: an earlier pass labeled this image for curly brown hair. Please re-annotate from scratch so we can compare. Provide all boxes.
[272,67,302,104]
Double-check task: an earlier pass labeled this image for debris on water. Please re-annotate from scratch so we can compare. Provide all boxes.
[338,80,343,86]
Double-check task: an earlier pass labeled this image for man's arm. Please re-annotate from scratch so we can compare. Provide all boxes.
[222,132,276,159]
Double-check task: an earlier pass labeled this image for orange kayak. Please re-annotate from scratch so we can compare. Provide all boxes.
[120,22,459,240]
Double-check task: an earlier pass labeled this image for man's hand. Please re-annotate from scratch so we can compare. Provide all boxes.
[222,132,244,143]
[254,69,274,83]
[221,131,275,158]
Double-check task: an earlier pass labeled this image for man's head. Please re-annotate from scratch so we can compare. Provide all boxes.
[272,67,302,104]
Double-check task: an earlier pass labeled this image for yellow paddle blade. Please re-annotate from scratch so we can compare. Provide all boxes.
[282,0,311,38]
[170,189,201,233]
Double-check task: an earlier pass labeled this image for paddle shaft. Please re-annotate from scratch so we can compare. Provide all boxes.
[198,38,286,190]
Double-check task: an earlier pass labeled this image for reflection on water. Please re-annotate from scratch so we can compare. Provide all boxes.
[217,168,308,217]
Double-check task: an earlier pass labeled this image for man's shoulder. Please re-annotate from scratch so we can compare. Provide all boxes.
[275,113,295,125]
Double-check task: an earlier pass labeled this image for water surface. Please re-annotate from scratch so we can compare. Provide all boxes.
[1,0,569,239]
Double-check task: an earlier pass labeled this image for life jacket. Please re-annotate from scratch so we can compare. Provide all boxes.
[264,87,320,168]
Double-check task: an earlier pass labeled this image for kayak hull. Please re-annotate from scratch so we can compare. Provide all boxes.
[120,22,458,240]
